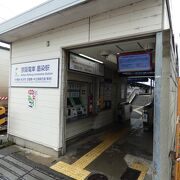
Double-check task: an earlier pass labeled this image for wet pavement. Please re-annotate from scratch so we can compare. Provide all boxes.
[0,95,153,179]
[0,121,152,180]
[52,96,153,179]
[82,127,152,179]
[51,120,152,180]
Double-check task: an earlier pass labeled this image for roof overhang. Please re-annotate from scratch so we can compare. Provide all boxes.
[0,0,142,43]
[0,46,10,51]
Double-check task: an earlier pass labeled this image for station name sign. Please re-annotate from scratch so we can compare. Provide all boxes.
[69,53,104,76]
[11,58,59,88]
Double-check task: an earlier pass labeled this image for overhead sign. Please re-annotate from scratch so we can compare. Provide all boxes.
[117,52,152,73]
[11,58,59,88]
[128,77,149,83]
[69,53,104,76]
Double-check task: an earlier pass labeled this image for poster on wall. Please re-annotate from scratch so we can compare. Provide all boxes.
[11,58,59,88]
[27,89,37,108]
[69,53,104,76]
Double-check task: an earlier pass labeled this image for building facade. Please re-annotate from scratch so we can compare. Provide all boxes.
[0,0,178,179]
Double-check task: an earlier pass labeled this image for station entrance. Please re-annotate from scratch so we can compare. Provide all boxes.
[52,36,156,179]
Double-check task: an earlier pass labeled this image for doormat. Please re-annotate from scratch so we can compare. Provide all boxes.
[121,167,141,180]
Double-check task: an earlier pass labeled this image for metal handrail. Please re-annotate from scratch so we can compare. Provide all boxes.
[127,87,139,103]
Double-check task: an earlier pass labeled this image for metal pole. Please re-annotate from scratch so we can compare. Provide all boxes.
[153,32,163,180]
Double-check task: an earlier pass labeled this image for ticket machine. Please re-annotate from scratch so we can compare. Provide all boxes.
[67,98,78,119]
[72,97,86,116]
[67,81,88,120]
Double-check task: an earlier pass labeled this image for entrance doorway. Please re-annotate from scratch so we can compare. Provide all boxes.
[55,36,156,179]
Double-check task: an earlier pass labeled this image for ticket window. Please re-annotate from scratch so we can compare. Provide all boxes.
[67,81,91,120]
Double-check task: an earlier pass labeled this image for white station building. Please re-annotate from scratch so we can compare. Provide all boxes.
[0,0,178,180]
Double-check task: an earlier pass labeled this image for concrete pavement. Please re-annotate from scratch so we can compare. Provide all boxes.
[0,146,70,180]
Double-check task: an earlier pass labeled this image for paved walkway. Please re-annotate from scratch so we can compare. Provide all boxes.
[0,148,70,180]
[0,116,152,180]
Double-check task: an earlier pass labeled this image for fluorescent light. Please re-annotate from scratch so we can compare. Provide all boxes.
[79,54,103,64]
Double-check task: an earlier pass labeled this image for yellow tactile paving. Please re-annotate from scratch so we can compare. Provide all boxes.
[131,162,149,180]
[51,161,91,180]
[73,129,128,169]
[50,128,128,180]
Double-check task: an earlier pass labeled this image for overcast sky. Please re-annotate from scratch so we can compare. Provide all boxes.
[0,0,47,47]
[171,0,180,42]
[0,0,47,23]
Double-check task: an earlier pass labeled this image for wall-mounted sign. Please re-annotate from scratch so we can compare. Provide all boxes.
[117,52,152,73]
[27,89,37,108]
[69,53,104,76]
[11,58,59,88]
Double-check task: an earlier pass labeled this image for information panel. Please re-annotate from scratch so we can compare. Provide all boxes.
[69,53,104,76]
[11,58,59,88]
[128,77,149,83]
[118,52,151,72]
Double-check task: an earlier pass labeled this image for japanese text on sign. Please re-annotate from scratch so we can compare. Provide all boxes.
[11,59,59,88]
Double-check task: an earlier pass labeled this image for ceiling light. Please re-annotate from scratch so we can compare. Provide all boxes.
[79,54,103,64]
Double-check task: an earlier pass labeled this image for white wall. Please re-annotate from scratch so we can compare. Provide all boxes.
[0,48,10,105]
[9,19,90,151]
[66,110,114,139]
[90,0,162,41]
[9,0,163,151]
[8,88,61,150]
[162,31,177,180]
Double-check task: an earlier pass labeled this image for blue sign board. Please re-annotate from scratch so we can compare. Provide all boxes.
[128,78,149,83]
[118,53,151,72]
